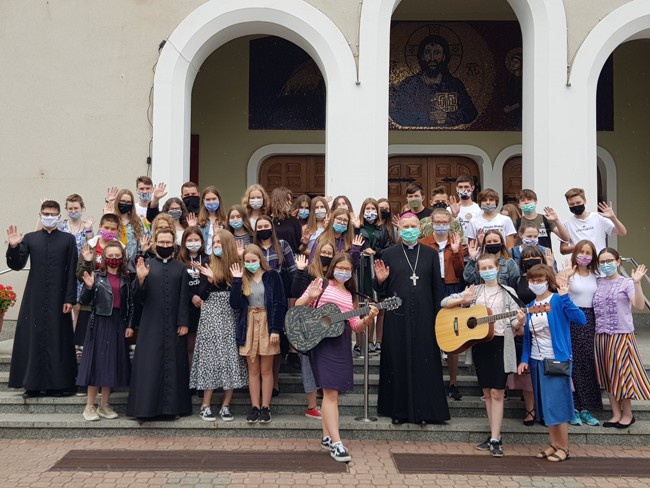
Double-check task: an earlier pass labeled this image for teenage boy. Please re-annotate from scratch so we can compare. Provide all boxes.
[560,187,626,254]
[135,176,154,219]
[516,189,569,252]
[466,189,516,249]
[420,208,465,401]
[404,182,432,220]
[449,175,481,241]
[421,186,464,239]
[146,181,201,222]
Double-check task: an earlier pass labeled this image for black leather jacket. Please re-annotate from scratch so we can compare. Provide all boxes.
[79,271,133,324]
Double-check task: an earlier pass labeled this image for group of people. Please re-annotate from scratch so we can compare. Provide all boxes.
[5,174,650,464]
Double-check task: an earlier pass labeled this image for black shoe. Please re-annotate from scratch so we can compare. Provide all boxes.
[448,383,462,401]
[259,406,271,423]
[391,417,406,425]
[603,421,619,428]
[46,389,74,397]
[489,440,504,458]
[615,417,636,429]
[22,390,42,399]
[272,388,280,398]
[523,409,536,427]
[477,436,502,451]
[246,406,260,423]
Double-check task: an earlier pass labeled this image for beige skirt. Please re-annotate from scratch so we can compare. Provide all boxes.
[239,307,280,359]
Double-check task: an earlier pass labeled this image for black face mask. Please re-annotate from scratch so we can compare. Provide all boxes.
[156,246,175,259]
[485,244,502,255]
[257,229,273,241]
[522,258,542,271]
[569,204,585,216]
[118,203,133,214]
[380,209,391,219]
[182,196,201,214]
[432,202,448,209]
[320,256,333,268]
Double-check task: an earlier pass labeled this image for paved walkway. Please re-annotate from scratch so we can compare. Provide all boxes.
[1,437,650,487]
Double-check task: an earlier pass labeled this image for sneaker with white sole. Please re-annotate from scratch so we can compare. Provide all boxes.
[330,442,351,462]
[219,405,234,422]
[305,406,321,419]
[580,409,600,426]
[83,405,100,421]
[199,406,217,422]
[97,404,119,419]
[569,409,583,426]
[321,436,332,450]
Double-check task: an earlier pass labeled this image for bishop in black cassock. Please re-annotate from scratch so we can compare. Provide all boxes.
[373,213,449,424]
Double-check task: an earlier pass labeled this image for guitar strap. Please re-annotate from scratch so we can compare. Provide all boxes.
[313,279,329,308]
[499,284,525,308]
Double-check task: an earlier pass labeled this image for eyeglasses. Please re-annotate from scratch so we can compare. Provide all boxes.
[334,266,353,272]
[334,218,349,224]
[432,221,450,226]
[598,259,616,265]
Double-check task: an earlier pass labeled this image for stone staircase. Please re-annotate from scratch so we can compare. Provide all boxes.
[1,347,649,445]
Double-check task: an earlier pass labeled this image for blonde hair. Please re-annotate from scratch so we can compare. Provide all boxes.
[242,184,270,215]
[308,240,335,279]
[151,213,175,235]
[210,229,239,287]
[241,244,271,296]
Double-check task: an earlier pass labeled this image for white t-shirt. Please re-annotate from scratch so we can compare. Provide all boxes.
[466,212,517,242]
[455,202,482,243]
[530,295,554,361]
[568,272,598,308]
[135,202,148,219]
[437,240,447,278]
[563,212,614,254]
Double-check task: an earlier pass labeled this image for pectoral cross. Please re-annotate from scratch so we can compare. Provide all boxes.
[410,273,419,286]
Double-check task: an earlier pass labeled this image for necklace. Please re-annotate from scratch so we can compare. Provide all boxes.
[401,243,420,286]
[481,285,502,311]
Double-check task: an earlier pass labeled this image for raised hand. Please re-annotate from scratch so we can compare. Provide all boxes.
[295,254,308,271]
[212,220,224,232]
[136,257,150,281]
[543,206,558,221]
[351,215,361,229]
[448,195,460,217]
[325,195,333,203]
[300,227,310,245]
[236,239,244,258]
[80,243,93,262]
[82,216,95,231]
[559,260,576,279]
[6,225,23,248]
[467,240,480,260]
[186,212,197,227]
[193,262,214,281]
[461,284,476,305]
[544,248,555,268]
[307,278,323,299]
[40,196,52,204]
[391,214,400,229]
[230,262,243,278]
[556,272,570,295]
[103,201,115,215]
[373,259,390,283]
[598,201,617,220]
[632,264,647,283]
[82,271,95,289]
[140,234,151,253]
[152,182,168,203]
[476,228,485,247]
[450,232,461,253]
[352,234,365,247]
[105,187,119,203]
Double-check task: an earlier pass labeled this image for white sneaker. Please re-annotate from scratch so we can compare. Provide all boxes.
[83,405,100,421]
[199,406,217,422]
[97,404,119,419]
[219,405,234,422]
[330,442,351,462]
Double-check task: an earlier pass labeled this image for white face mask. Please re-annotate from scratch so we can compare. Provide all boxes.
[186,242,202,253]
[41,214,60,229]
[249,198,263,210]
[528,282,549,296]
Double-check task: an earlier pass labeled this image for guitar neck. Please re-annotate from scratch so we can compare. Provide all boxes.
[475,306,534,325]
[329,302,388,324]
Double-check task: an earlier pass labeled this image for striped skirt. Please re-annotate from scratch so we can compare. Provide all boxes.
[595,332,650,401]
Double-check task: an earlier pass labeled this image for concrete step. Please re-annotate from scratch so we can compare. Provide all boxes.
[0,412,648,445]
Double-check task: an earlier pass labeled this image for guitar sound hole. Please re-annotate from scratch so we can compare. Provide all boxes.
[320,317,332,328]
[467,317,477,330]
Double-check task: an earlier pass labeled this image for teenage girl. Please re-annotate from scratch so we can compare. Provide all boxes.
[242,184,270,229]
[162,197,192,244]
[302,196,330,255]
[269,187,302,254]
[293,194,312,227]
[310,208,364,267]
[227,204,254,249]
[197,185,226,254]
[112,189,145,259]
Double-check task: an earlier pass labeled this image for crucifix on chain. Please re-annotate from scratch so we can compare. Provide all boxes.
[410,272,419,286]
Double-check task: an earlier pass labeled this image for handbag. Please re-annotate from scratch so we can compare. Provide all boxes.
[543,358,571,377]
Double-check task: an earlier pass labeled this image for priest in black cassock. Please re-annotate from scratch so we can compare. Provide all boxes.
[373,212,449,424]
[126,228,192,420]
[6,201,78,398]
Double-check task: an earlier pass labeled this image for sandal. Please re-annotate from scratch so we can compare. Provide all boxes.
[547,447,570,462]
[535,444,557,459]
[523,409,536,427]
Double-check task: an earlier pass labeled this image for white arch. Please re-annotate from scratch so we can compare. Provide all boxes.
[151,0,358,197]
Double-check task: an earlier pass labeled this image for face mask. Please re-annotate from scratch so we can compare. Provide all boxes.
[67,211,82,221]
[320,256,333,268]
[186,242,202,253]
[230,219,244,230]
[380,209,391,220]
[104,257,123,268]
[315,209,327,220]
[244,261,261,273]
[182,195,200,214]
[408,198,423,209]
[118,203,133,214]
[205,201,220,212]
[100,229,117,241]
[249,198,263,210]
[400,227,420,244]
[522,258,542,271]
[334,270,352,283]
[434,224,450,236]
[576,255,592,267]
[457,189,472,200]
[481,203,497,213]
[156,245,175,259]
[479,269,498,282]
[213,247,223,257]
[168,209,182,220]
[569,204,585,216]
[485,243,502,255]
[529,282,549,296]
[364,211,377,223]
[41,214,60,228]
[298,209,310,219]
[138,192,152,203]
[522,237,538,247]
[332,223,348,234]
[520,203,536,214]
[256,229,273,241]
[599,262,617,277]
[432,201,447,210]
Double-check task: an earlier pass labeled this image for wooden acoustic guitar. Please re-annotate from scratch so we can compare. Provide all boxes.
[435,303,551,354]
[285,296,402,354]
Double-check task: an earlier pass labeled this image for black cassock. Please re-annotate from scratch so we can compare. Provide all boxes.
[127,257,192,419]
[6,229,78,390]
[374,242,450,423]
